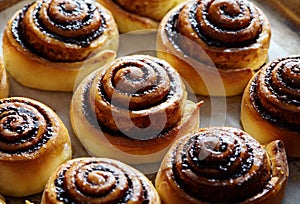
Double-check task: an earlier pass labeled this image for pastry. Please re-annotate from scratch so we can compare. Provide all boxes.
[2,0,119,91]
[97,0,184,33]
[155,127,288,204]
[0,97,72,197]
[241,55,300,157]
[157,0,271,96]
[0,59,9,99]
[0,194,4,204]
[70,55,202,164]
[41,157,161,204]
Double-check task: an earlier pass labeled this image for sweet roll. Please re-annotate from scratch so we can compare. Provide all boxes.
[2,0,119,91]
[157,0,271,96]
[241,55,300,157]
[41,157,161,204]
[0,97,72,197]
[155,127,288,204]
[70,55,202,164]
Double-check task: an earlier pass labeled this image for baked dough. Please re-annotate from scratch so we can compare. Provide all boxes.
[41,157,161,204]
[0,97,72,197]
[0,194,4,204]
[70,55,202,164]
[155,127,289,204]
[157,0,271,96]
[241,55,300,157]
[2,0,118,91]
[0,59,9,99]
[97,0,184,33]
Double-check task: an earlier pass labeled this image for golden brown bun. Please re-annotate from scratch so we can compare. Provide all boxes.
[0,59,9,99]
[70,55,202,164]
[41,157,161,204]
[155,127,288,204]
[0,97,72,197]
[2,0,118,91]
[157,0,271,96]
[97,0,184,33]
[241,55,300,157]
[0,194,5,204]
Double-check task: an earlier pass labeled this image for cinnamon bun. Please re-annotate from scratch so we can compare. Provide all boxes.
[155,127,288,204]
[241,55,300,157]
[0,194,4,204]
[2,0,118,91]
[41,157,160,204]
[157,0,271,96]
[97,0,184,33]
[70,55,202,164]
[0,97,72,197]
[0,59,9,99]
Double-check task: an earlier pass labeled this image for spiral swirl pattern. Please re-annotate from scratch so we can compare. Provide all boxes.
[157,0,271,96]
[193,0,261,46]
[168,0,262,48]
[11,0,111,62]
[166,127,271,203]
[0,98,53,154]
[48,158,159,203]
[250,56,300,132]
[162,0,269,67]
[85,55,186,140]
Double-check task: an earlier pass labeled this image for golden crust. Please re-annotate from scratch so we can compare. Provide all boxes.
[0,59,9,99]
[0,194,4,204]
[2,1,118,91]
[155,127,288,204]
[156,0,271,96]
[0,97,72,197]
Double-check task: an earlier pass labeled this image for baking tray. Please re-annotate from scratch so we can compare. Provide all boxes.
[0,0,299,203]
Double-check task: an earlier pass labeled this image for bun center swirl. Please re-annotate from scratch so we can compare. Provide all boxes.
[39,0,102,38]
[11,0,109,62]
[0,99,53,154]
[54,158,153,203]
[103,58,171,110]
[187,132,252,180]
[165,0,263,51]
[207,0,251,31]
[171,128,271,203]
[192,0,261,45]
[49,0,88,23]
[276,60,300,95]
[0,109,41,142]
